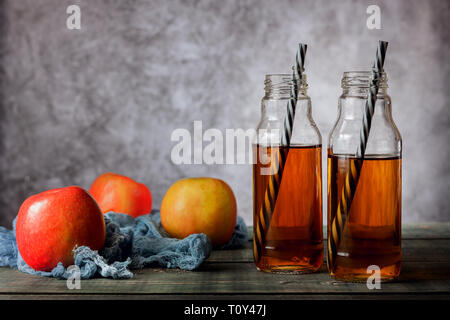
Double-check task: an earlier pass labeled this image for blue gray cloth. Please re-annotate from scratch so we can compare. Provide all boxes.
[0,210,248,279]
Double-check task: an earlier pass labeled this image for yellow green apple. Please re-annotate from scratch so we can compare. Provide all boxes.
[161,178,237,246]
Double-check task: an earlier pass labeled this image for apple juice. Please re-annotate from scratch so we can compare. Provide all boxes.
[253,144,323,273]
[327,153,402,281]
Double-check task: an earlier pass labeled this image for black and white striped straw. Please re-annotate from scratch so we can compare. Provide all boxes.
[281,44,307,146]
[357,41,388,158]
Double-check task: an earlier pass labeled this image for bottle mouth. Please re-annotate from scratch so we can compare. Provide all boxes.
[264,74,308,97]
[342,71,388,89]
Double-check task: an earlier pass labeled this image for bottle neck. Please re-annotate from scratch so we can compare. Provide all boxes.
[264,74,308,100]
[257,74,321,146]
[338,95,392,121]
[330,71,401,157]
[341,71,388,97]
[262,95,311,120]
[339,71,391,118]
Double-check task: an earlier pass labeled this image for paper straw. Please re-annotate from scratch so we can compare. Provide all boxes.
[327,40,389,271]
[254,43,307,263]
[282,45,306,146]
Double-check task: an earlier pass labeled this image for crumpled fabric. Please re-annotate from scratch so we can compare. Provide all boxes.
[0,210,248,279]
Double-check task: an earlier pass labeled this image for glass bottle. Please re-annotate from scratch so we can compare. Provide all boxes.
[327,71,402,281]
[253,74,323,273]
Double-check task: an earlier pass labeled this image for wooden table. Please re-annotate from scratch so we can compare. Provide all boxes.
[1,223,450,300]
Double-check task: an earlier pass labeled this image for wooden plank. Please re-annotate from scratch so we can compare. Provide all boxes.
[207,239,450,263]
[1,260,450,296]
[401,223,450,239]
[246,223,450,241]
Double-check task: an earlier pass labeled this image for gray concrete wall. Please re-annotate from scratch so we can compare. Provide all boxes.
[0,0,449,227]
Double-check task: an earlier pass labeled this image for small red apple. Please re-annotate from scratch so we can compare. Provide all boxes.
[16,186,106,271]
[89,172,152,218]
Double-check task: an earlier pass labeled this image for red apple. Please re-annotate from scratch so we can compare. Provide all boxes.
[16,186,106,271]
[89,172,152,218]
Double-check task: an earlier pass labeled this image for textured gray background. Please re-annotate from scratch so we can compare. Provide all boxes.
[0,0,449,227]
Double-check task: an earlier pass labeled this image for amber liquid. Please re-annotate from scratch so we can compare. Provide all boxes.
[253,145,323,273]
[328,152,402,281]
